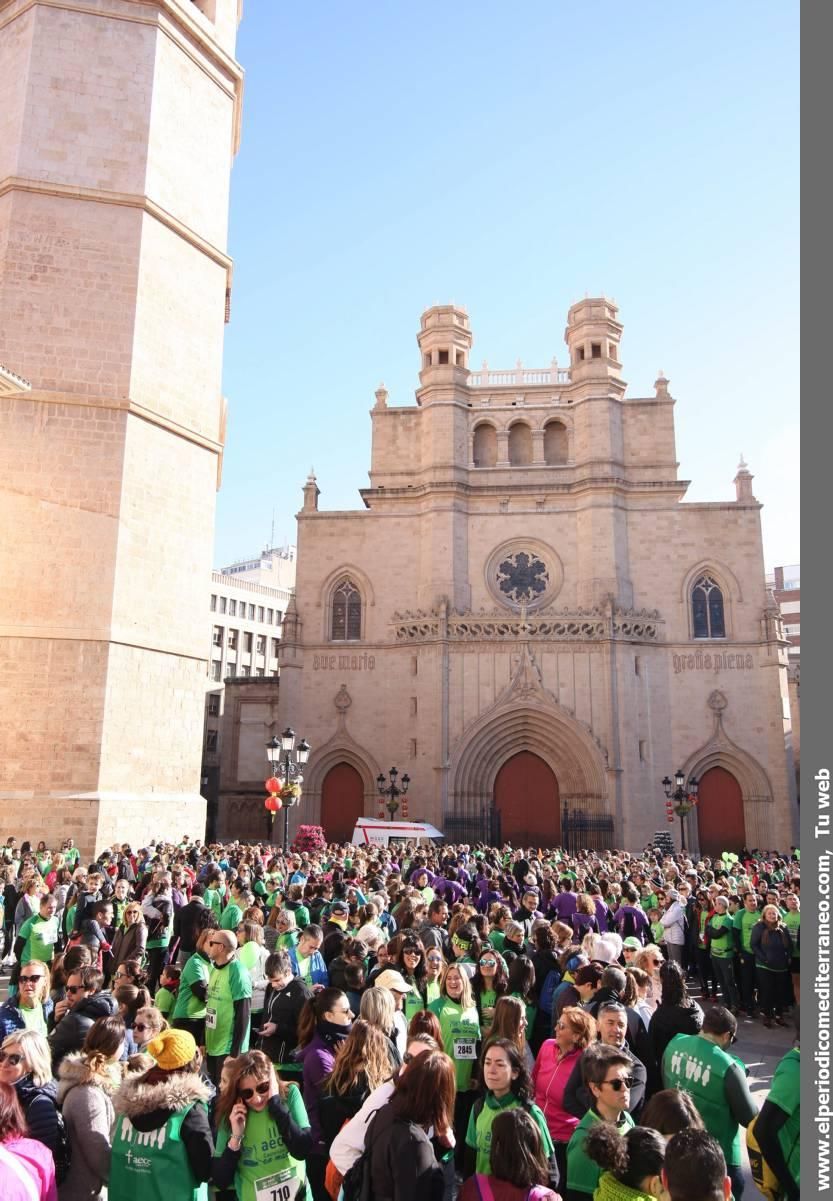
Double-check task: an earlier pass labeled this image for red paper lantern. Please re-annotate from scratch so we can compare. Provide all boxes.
[265,777,281,794]
[274,797,283,810]
[264,796,275,812]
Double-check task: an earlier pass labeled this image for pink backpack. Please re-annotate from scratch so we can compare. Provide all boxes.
[474,1174,556,1201]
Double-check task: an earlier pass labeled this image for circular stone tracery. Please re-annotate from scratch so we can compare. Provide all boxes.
[485,539,563,611]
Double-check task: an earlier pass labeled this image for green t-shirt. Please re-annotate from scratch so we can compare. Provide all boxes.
[662,1033,745,1166]
[172,952,211,1021]
[783,911,800,957]
[18,914,59,964]
[64,848,80,868]
[20,1004,47,1036]
[734,908,759,953]
[155,986,176,1016]
[205,958,252,1057]
[488,931,506,953]
[567,1107,634,1196]
[204,888,224,921]
[466,1093,554,1175]
[650,920,665,944]
[220,902,243,931]
[214,1084,309,1201]
[766,1047,800,1186]
[709,913,735,960]
[428,997,481,1090]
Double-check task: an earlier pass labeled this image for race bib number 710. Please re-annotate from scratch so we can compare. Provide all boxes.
[255,1167,295,1201]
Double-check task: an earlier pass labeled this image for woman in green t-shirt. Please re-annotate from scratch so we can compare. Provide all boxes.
[428,963,481,1170]
[464,1038,556,1182]
[213,1049,314,1201]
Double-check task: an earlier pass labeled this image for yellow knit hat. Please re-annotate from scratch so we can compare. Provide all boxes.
[146,1028,197,1071]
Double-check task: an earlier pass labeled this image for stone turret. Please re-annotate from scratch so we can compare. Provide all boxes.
[416,304,472,399]
[564,297,625,396]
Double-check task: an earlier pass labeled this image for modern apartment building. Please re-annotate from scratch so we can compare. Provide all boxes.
[201,545,296,832]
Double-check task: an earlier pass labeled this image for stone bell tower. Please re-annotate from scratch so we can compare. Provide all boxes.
[0,0,244,854]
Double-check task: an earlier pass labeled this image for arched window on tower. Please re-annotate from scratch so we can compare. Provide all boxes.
[508,422,532,465]
[691,575,726,639]
[473,423,497,467]
[543,420,568,465]
[331,579,362,640]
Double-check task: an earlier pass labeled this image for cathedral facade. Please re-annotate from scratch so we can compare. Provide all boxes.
[269,299,797,854]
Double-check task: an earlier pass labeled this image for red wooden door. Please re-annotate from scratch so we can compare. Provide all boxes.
[320,763,364,843]
[696,767,745,856]
[494,752,560,847]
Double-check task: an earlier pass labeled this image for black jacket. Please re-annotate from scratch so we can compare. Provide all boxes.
[649,1000,704,1065]
[173,898,209,955]
[256,977,313,1065]
[366,1101,446,1201]
[49,990,118,1072]
[15,1076,60,1156]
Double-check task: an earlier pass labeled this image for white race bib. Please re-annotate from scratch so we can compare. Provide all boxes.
[205,1008,218,1030]
[255,1167,296,1201]
[454,1038,477,1060]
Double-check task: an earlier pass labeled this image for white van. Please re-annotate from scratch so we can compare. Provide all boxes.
[351,817,444,848]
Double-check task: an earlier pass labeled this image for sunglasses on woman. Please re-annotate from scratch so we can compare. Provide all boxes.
[239,1081,270,1101]
[0,1052,23,1066]
[133,1023,150,1033]
[18,974,43,984]
[479,959,497,968]
[603,1076,635,1091]
[66,985,86,995]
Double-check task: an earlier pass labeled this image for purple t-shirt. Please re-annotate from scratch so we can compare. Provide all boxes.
[550,891,578,922]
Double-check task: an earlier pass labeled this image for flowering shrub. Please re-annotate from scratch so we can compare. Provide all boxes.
[294,824,326,854]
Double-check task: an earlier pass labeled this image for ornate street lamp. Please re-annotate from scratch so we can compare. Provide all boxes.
[661,770,699,851]
[377,767,410,821]
[265,729,311,853]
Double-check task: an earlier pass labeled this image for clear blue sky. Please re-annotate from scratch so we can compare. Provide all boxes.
[216,1,799,572]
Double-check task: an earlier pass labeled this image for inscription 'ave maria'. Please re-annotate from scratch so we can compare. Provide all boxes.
[313,653,376,671]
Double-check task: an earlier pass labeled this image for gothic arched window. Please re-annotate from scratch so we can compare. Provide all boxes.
[691,575,726,639]
[331,579,362,641]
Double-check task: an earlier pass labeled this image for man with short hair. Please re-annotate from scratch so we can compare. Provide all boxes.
[663,1129,731,1201]
[416,898,451,957]
[15,893,59,970]
[49,965,117,1071]
[734,891,761,1015]
[204,929,252,1085]
[662,1005,757,1200]
[564,1000,648,1120]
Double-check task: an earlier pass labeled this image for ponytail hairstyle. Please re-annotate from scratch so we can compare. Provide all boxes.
[584,1122,666,1189]
[296,987,348,1047]
[82,1015,126,1072]
[114,984,153,1023]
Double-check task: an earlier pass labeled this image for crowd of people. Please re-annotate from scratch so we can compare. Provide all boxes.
[0,832,800,1201]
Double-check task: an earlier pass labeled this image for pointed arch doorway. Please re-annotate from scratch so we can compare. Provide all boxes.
[696,766,746,856]
[320,763,364,844]
[494,752,560,847]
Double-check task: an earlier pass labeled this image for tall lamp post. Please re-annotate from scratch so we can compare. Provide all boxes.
[377,767,410,821]
[265,728,311,854]
[661,769,699,851]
